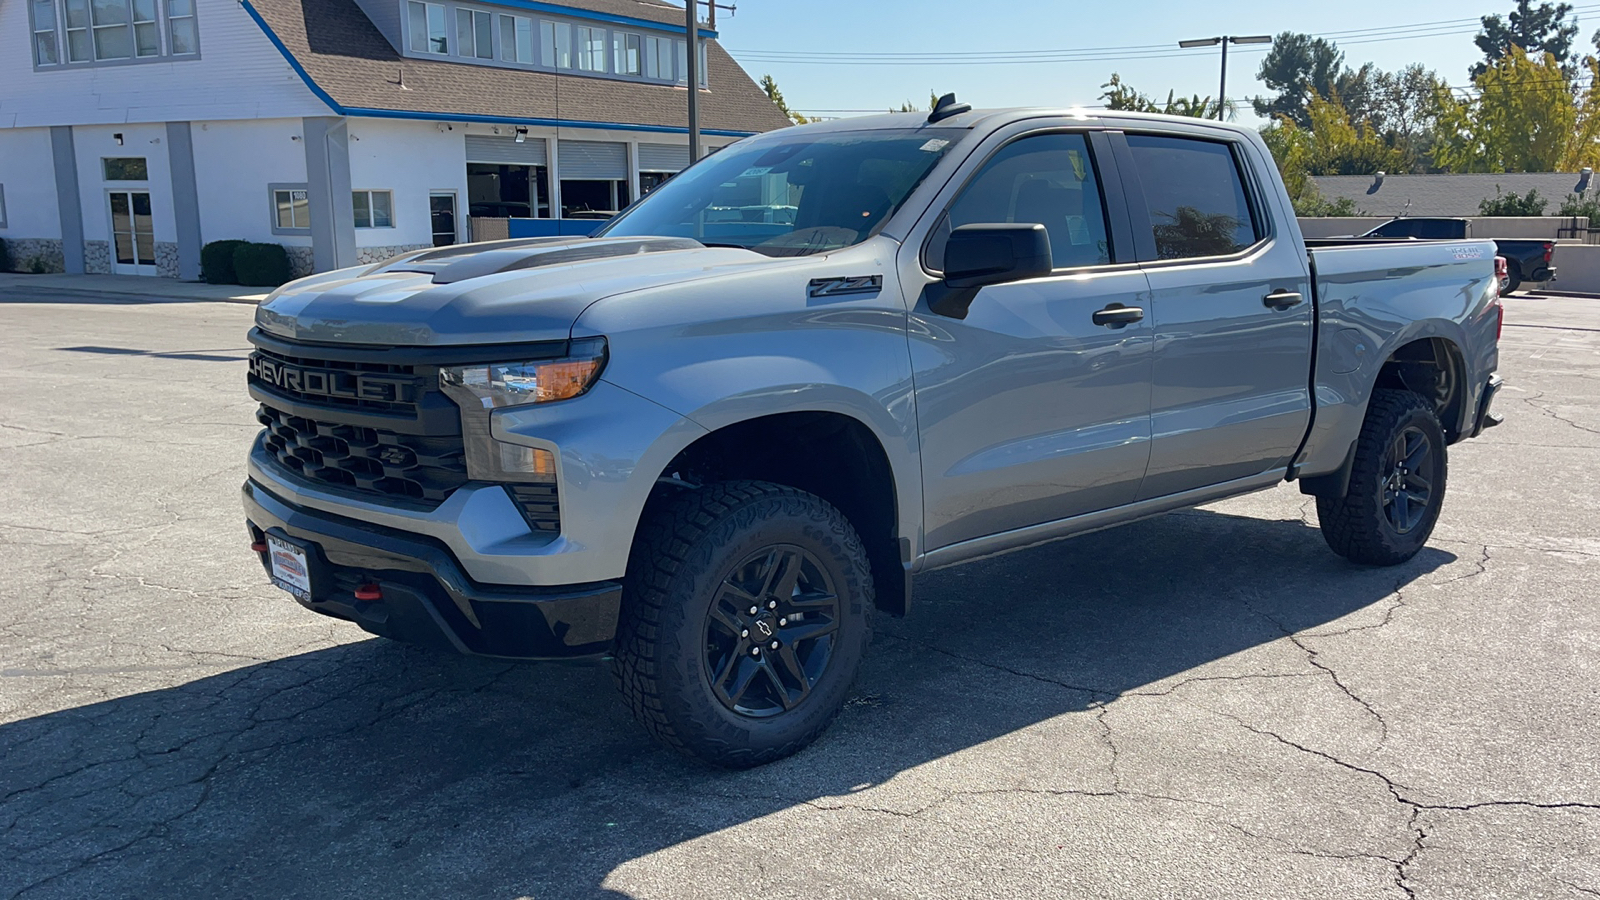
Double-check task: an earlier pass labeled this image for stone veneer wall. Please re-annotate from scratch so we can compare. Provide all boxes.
[2,238,66,273]
[83,241,111,274]
[286,246,315,279]
[155,242,180,278]
[356,244,432,265]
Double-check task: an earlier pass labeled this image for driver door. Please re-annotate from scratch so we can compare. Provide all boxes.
[904,129,1155,551]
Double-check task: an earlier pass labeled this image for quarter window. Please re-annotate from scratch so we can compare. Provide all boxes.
[353,190,394,228]
[407,1,447,54]
[932,132,1113,270]
[1125,134,1260,260]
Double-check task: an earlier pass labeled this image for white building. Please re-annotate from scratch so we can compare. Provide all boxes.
[0,0,790,278]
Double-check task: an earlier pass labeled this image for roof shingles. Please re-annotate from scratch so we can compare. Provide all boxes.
[249,0,791,135]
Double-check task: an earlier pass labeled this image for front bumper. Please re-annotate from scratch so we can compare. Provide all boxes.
[1469,374,1504,438]
[244,479,620,659]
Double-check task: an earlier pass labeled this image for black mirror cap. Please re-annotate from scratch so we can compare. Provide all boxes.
[943,223,1053,290]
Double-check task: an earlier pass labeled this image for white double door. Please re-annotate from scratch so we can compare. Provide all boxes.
[108,190,156,275]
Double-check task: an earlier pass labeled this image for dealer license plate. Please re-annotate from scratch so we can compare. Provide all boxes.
[266,534,313,602]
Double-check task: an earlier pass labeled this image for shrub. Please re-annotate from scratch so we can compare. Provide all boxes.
[1478,187,1547,217]
[27,256,48,274]
[232,242,292,287]
[0,238,10,273]
[1557,192,1600,219]
[201,239,249,284]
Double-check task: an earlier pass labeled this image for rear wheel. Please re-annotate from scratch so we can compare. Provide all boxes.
[1502,265,1523,295]
[612,481,872,767]
[1316,390,1448,566]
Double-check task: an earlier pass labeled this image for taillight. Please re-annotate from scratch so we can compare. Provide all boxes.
[1494,256,1508,282]
[1544,242,1554,263]
[1496,303,1504,342]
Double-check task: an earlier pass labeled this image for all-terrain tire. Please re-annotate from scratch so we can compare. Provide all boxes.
[1316,389,1448,566]
[1502,267,1523,296]
[611,480,873,768]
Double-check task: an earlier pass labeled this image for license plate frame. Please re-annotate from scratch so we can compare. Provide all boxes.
[266,534,314,602]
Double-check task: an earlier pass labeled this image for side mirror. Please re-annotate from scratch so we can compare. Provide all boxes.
[928,223,1053,319]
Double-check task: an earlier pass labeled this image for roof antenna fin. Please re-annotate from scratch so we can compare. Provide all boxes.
[927,93,970,124]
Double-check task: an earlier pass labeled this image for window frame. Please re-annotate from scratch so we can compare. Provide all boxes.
[613,30,641,75]
[102,157,150,181]
[269,183,311,236]
[29,0,199,69]
[499,13,533,63]
[1115,130,1272,266]
[352,190,395,229]
[921,128,1130,276]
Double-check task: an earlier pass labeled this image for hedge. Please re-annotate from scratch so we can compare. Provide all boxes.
[201,239,248,284]
[232,242,292,287]
[0,238,10,273]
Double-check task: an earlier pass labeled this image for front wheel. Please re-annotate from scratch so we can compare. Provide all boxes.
[612,481,873,768]
[1316,389,1449,566]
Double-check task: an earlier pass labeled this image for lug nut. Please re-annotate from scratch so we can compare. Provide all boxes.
[769,640,779,650]
[740,629,749,638]
[768,600,778,609]
[778,618,788,626]
[751,647,761,657]
[749,606,759,615]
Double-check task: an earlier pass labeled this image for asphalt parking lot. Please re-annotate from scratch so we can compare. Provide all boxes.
[1,287,1596,899]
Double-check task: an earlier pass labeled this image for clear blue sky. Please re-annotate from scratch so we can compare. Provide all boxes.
[710,0,1600,126]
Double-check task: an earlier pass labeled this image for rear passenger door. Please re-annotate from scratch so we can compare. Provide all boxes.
[1111,131,1314,500]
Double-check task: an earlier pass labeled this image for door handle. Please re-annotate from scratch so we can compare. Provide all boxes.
[1092,304,1145,327]
[1263,289,1304,310]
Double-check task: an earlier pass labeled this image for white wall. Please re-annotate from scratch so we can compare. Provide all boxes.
[0,0,330,129]
[347,118,469,248]
[72,123,177,245]
[0,127,61,238]
[1298,217,1583,240]
[190,118,311,246]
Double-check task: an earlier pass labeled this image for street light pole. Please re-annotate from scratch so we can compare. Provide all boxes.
[686,0,700,162]
[1177,34,1272,120]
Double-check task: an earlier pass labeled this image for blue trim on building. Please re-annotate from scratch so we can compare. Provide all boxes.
[240,0,752,138]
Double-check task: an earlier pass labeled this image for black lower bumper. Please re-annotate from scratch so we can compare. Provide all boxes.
[1470,374,1505,438]
[243,480,620,659]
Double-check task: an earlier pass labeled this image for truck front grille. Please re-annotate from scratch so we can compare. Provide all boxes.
[248,345,425,417]
[257,405,468,504]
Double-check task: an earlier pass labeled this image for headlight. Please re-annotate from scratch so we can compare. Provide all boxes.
[440,337,607,408]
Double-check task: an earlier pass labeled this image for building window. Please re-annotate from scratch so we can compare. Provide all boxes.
[698,40,708,87]
[64,0,90,61]
[407,1,447,54]
[353,190,394,228]
[643,34,671,80]
[574,24,604,72]
[270,184,310,234]
[167,0,195,54]
[499,14,532,63]
[539,19,572,68]
[613,31,640,75]
[456,7,490,60]
[103,157,149,180]
[32,0,59,65]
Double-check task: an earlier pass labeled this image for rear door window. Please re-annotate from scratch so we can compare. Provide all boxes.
[1125,134,1260,260]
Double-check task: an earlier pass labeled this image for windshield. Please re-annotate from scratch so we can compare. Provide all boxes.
[596,128,964,257]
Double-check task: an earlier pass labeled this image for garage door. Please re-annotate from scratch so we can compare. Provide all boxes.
[465,135,548,166]
[558,140,627,179]
[638,143,690,173]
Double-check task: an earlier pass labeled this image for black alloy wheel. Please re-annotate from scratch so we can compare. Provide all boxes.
[1381,425,1435,535]
[703,545,841,718]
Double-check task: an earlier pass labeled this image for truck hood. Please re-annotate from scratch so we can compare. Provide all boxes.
[254,237,774,346]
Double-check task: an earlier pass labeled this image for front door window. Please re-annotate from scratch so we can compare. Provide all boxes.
[430,192,458,246]
[109,190,155,274]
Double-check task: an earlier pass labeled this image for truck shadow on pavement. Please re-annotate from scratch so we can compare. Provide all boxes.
[0,507,1455,899]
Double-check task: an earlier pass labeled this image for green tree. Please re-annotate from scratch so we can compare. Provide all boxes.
[760,74,812,125]
[1434,47,1576,172]
[1252,33,1375,127]
[1557,192,1600,217]
[1099,73,1229,119]
[1365,64,1447,170]
[894,91,943,113]
[1472,0,1579,78]
[1479,187,1549,215]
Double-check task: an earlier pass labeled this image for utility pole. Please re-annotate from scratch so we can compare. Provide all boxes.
[686,0,700,162]
[1177,34,1271,120]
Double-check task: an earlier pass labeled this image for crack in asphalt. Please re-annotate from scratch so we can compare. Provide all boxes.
[1518,391,1600,438]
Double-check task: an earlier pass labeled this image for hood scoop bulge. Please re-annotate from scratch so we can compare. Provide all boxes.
[372,236,709,285]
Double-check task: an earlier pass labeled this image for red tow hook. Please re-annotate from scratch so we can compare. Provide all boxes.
[250,541,267,553]
[354,583,383,602]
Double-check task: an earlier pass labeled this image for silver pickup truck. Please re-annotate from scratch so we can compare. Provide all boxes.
[243,104,1504,767]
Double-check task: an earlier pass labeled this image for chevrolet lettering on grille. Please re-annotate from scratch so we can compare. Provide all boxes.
[248,354,415,404]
